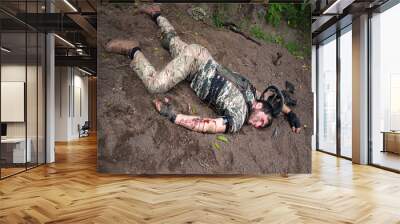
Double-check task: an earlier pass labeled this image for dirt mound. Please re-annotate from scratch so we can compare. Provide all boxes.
[97,4,312,174]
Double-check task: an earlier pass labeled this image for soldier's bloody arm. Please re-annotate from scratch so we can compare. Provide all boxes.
[174,114,227,134]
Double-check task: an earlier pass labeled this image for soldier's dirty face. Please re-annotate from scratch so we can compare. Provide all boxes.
[248,110,270,129]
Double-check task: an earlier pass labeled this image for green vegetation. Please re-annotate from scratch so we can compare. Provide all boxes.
[210,3,311,58]
[266,5,283,27]
[216,135,229,143]
[265,2,311,31]
[238,19,250,31]
[284,41,304,59]
[250,25,307,58]
[213,142,221,150]
[212,135,229,151]
[212,12,224,28]
[250,25,283,45]
[263,2,311,58]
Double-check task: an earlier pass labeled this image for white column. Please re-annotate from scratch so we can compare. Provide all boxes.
[46,1,55,163]
[352,14,369,164]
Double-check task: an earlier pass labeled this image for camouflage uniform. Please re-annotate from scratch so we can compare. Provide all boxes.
[130,16,256,133]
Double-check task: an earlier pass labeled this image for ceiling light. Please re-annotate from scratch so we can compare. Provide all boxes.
[78,67,93,76]
[1,47,11,53]
[54,34,75,48]
[322,0,355,15]
[63,0,78,12]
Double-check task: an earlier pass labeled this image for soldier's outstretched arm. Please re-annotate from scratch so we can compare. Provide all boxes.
[153,98,227,134]
[174,114,227,134]
[282,104,301,134]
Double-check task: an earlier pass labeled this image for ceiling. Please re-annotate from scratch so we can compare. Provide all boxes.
[311,0,390,44]
[0,0,97,74]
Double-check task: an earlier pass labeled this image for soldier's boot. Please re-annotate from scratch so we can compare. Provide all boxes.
[105,39,140,56]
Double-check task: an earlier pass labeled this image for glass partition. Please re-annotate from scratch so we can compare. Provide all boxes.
[370,3,400,171]
[0,1,46,179]
[339,26,352,158]
[317,35,337,154]
[1,31,28,177]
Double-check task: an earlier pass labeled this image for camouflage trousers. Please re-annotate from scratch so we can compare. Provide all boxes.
[130,16,214,93]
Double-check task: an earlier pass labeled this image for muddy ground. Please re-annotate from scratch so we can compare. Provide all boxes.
[97,3,313,174]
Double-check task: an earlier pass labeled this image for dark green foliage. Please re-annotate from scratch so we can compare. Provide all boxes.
[250,25,267,40]
[212,12,224,28]
[285,41,302,58]
[265,2,311,32]
[250,25,309,58]
[250,25,283,46]
[265,4,284,27]
[211,3,311,59]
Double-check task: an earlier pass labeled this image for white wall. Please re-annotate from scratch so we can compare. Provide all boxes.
[1,65,40,138]
[55,67,89,141]
[1,65,26,137]
[55,66,70,141]
[1,63,46,164]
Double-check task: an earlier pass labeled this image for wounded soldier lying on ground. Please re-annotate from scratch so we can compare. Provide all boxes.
[105,5,301,134]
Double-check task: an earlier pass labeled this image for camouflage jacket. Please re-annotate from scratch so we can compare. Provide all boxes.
[188,59,256,133]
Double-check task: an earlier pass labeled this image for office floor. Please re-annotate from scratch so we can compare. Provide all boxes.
[372,150,400,171]
[1,163,46,179]
[0,135,400,223]
[0,167,25,177]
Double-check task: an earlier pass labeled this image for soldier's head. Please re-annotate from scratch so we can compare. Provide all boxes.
[248,101,273,129]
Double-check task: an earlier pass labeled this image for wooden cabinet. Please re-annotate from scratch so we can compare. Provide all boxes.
[382,132,400,154]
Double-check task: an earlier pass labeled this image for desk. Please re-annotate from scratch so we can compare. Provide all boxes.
[1,138,31,163]
[382,131,400,154]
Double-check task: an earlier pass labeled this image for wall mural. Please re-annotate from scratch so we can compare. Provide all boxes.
[97,3,312,174]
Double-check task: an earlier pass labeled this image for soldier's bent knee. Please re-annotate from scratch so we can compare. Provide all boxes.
[184,44,211,60]
[161,31,177,50]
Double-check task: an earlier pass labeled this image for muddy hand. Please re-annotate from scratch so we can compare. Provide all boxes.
[287,111,301,134]
[153,97,176,122]
[153,98,163,112]
[140,5,161,17]
[292,127,301,134]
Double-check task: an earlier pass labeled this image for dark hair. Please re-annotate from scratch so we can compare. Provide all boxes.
[255,100,273,128]
[262,112,273,128]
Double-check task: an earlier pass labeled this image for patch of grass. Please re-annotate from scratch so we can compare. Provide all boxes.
[238,19,250,31]
[250,25,283,46]
[273,35,284,46]
[213,142,221,151]
[265,4,283,27]
[212,12,224,28]
[265,2,311,32]
[216,135,229,143]
[285,41,301,56]
[250,25,267,40]
[250,25,308,58]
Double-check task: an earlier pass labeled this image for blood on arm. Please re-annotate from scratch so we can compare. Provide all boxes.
[174,114,227,134]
